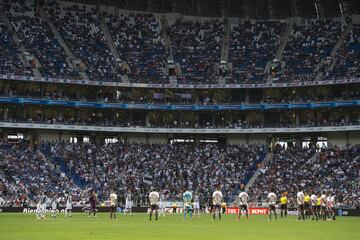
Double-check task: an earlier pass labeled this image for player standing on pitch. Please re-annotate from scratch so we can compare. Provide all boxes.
[238,190,249,220]
[297,190,305,221]
[36,194,45,219]
[212,187,223,221]
[89,190,97,217]
[193,192,200,217]
[124,189,133,216]
[110,190,118,219]
[267,189,277,220]
[149,190,160,221]
[159,192,166,217]
[327,194,336,221]
[183,190,193,220]
[310,192,318,220]
[51,195,58,218]
[304,192,311,219]
[320,191,328,220]
[65,192,72,218]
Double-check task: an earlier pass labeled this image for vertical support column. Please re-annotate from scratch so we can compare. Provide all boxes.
[2,129,8,141]
[146,112,150,127]
[245,89,250,103]
[296,111,300,127]
[345,109,350,125]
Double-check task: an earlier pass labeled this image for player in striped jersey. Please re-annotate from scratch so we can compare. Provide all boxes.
[193,192,200,217]
[124,189,133,216]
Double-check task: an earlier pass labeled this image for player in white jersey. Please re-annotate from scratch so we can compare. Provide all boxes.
[310,193,318,220]
[327,195,336,221]
[124,190,133,216]
[36,195,44,219]
[40,195,47,219]
[193,193,200,216]
[109,191,118,219]
[296,190,305,220]
[65,193,72,218]
[238,191,249,219]
[267,189,277,220]
[51,196,58,218]
[212,187,223,221]
[320,191,328,220]
[158,193,166,217]
[328,195,336,220]
[149,191,160,221]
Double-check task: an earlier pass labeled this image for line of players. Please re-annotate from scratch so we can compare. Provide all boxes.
[35,192,73,219]
[268,189,336,221]
[145,187,337,221]
[35,187,336,221]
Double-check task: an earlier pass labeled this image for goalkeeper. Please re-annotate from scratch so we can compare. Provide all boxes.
[183,191,193,220]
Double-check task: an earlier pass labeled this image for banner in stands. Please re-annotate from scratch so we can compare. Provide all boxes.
[0,97,359,112]
[1,74,359,89]
[1,121,359,134]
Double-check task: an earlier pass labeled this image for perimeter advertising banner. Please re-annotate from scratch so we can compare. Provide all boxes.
[226,207,269,215]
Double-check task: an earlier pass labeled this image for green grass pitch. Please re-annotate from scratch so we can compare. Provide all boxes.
[0,213,359,240]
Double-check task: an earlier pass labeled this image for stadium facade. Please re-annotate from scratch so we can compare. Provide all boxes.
[0,0,359,149]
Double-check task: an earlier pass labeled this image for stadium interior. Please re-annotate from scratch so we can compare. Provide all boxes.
[0,0,359,214]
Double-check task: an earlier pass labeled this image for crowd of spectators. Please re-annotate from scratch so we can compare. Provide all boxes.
[45,1,122,82]
[229,21,286,83]
[249,144,360,208]
[168,19,223,84]
[104,12,168,83]
[0,139,359,208]
[325,23,360,80]
[0,18,32,77]
[0,140,81,206]
[0,1,359,84]
[47,142,265,205]
[4,0,80,79]
[276,19,344,82]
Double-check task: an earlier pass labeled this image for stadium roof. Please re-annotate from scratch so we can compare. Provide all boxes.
[64,0,360,18]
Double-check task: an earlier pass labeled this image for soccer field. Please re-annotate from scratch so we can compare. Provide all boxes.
[0,213,359,240]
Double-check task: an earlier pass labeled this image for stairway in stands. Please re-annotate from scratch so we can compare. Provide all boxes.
[39,8,89,81]
[245,152,272,191]
[314,17,353,81]
[266,18,294,83]
[161,16,177,84]
[219,17,230,85]
[98,9,130,83]
[40,147,87,189]
[0,9,42,78]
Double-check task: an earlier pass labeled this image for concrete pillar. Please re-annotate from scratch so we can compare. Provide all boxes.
[296,112,300,127]
[2,129,8,141]
[146,112,150,127]
[245,89,250,103]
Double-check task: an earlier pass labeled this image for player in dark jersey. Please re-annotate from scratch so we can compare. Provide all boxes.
[89,190,97,217]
